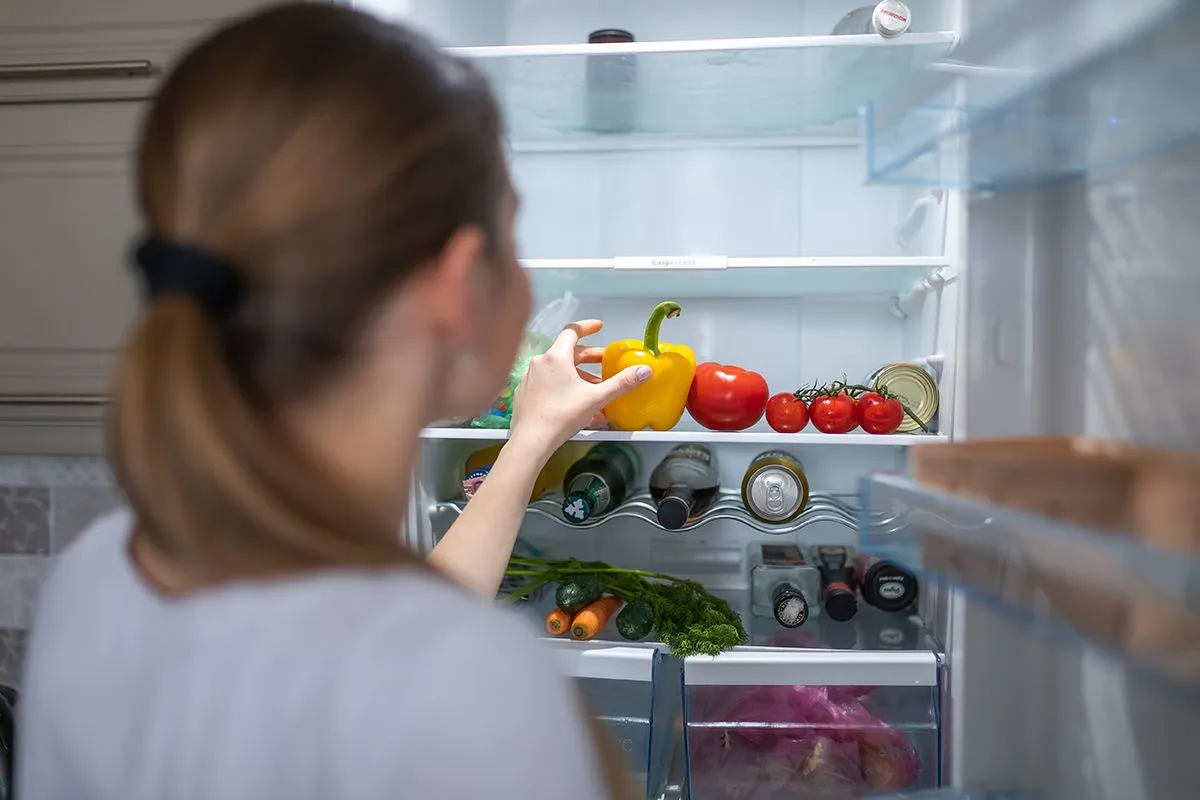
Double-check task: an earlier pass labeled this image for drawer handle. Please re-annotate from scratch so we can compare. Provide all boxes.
[0,395,107,406]
[0,60,156,81]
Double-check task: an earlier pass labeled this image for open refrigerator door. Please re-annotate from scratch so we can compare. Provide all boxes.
[862,0,1200,797]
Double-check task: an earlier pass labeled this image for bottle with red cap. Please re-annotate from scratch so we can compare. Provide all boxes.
[811,545,860,622]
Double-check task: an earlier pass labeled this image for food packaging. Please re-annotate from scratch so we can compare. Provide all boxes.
[468,292,580,429]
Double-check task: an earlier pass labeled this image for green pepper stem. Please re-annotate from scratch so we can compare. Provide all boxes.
[642,301,682,357]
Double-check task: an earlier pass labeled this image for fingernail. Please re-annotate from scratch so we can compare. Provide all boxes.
[634,365,653,381]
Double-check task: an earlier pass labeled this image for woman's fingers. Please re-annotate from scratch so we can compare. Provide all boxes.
[574,346,605,364]
[577,368,602,384]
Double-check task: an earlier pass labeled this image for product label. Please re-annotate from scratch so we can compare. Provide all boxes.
[613,255,728,271]
[877,579,907,601]
[814,545,849,569]
[669,444,712,466]
[879,627,905,648]
[761,544,805,567]
[462,466,492,499]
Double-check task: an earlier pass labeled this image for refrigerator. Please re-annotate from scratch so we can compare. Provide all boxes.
[354,1,1200,798]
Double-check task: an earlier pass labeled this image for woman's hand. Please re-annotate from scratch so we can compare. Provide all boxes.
[509,320,650,458]
[428,320,648,597]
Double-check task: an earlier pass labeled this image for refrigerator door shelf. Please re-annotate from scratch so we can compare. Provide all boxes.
[447,33,957,142]
[521,257,952,301]
[863,0,1196,189]
[859,472,1200,706]
[434,490,897,536]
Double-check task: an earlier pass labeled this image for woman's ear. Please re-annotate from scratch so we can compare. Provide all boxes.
[419,224,487,349]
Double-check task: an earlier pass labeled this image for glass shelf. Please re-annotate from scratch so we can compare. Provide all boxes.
[859,473,1200,706]
[864,0,1197,189]
[421,426,948,446]
[522,257,951,299]
[433,489,899,535]
[450,34,957,141]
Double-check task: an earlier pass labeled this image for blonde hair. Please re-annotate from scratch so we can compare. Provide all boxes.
[110,4,505,580]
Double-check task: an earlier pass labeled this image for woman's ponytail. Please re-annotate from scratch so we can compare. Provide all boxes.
[108,297,416,581]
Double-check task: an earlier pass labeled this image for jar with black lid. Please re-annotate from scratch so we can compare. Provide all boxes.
[586,28,637,133]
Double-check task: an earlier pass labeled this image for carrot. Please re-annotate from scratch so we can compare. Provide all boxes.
[546,608,572,636]
[571,595,624,640]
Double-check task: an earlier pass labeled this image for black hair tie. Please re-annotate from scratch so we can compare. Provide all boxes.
[132,236,242,317]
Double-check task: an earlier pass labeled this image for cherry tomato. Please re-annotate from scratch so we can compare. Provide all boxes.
[765,392,809,433]
[810,392,858,434]
[857,391,904,435]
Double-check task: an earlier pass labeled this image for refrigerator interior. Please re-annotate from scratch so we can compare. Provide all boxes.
[356,0,1197,798]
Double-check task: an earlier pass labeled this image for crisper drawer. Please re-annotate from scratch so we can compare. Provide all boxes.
[683,646,940,799]
[542,639,684,800]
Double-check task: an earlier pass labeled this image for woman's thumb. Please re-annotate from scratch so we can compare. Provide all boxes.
[593,364,652,405]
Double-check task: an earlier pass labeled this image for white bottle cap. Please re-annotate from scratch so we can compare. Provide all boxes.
[872,0,912,38]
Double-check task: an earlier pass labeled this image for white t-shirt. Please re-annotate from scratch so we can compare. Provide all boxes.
[19,510,609,800]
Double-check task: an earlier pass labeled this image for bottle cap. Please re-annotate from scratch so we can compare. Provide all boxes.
[862,560,919,611]
[824,585,859,622]
[774,589,809,628]
[561,490,595,524]
[872,1,912,38]
[655,486,694,530]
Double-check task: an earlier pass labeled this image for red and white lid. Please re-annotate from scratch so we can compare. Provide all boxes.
[872,0,912,38]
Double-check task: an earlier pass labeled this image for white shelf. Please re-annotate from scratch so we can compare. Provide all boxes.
[683,648,937,687]
[422,427,948,446]
[535,638,937,687]
[451,33,959,140]
[521,256,952,299]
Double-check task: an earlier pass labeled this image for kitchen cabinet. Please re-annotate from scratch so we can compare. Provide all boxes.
[0,0,285,454]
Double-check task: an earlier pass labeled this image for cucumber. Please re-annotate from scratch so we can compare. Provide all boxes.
[555,576,603,614]
[615,598,655,641]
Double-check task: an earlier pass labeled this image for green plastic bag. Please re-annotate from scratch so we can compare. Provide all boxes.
[469,292,579,429]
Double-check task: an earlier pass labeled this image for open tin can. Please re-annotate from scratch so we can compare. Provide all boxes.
[864,363,939,433]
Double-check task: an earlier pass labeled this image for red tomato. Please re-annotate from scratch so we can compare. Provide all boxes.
[687,363,770,431]
[810,393,858,434]
[857,391,904,435]
[765,392,809,433]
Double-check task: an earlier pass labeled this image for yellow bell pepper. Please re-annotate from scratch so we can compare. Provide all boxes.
[601,301,697,431]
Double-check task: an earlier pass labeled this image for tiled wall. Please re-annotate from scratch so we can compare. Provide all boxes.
[0,456,121,689]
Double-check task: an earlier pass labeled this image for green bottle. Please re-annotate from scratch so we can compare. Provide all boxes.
[560,443,640,525]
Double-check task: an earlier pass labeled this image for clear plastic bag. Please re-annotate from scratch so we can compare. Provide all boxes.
[469,292,579,429]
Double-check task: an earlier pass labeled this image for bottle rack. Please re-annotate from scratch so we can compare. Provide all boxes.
[433,489,903,535]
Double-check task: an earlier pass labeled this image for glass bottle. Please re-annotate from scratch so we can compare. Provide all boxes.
[749,543,821,628]
[561,442,640,524]
[649,444,720,530]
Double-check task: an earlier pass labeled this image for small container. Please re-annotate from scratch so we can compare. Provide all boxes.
[865,363,939,433]
[586,28,637,134]
[741,450,811,525]
[854,552,919,612]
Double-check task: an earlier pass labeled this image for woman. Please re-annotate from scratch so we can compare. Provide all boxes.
[18,5,652,799]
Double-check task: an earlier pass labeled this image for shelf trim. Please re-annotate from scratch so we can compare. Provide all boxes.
[520,256,953,271]
[683,647,938,687]
[541,639,659,682]
[447,32,959,60]
[421,427,948,445]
